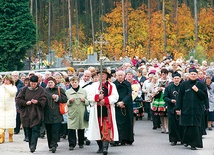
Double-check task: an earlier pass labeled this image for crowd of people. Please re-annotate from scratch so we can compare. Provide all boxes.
[0,55,214,154]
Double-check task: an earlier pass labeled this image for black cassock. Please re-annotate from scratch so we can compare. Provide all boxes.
[163,82,183,143]
[113,80,134,145]
[176,79,208,148]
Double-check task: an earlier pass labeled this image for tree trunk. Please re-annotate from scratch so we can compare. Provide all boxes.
[122,0,126,53]
[68,0,72,61]
[125,0,128,53]
[148,0,151,59]
[194,0,198,51]
[48,1,51,53]
[75,0,79,46]
[162,0,167,53]
[90,0,95,45]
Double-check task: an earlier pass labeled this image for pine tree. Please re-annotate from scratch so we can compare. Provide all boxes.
[0,0,36,71]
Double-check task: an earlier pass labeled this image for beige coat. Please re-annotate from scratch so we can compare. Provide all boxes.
[0,84,17,128]
[66,87,89,129]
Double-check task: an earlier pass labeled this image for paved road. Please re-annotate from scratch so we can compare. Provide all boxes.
[0,117,214,155]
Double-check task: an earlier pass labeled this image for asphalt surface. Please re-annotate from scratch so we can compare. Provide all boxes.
[0,116,214,155]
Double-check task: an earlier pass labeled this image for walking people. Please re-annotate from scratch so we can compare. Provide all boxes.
[113,70,134,145]
[175,68,208,150]
[12,71,24,135]
[142,72,155,121]
[157,68,171,133]
[43,76,68,153]
[15,75,47,153]
[0,75,17,143]
[87,68,119,155]
[205,75,214,130]
[66,76,89,150]
[163,72,183,146]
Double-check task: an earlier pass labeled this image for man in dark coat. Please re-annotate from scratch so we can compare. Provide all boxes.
[12,71,24,135]
[113,70,134,145]
[163,72,183,146]
[16,75,47,153]
[175,68,208,150]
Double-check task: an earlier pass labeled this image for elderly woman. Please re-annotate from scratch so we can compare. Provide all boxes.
[0,74,17,144]
[66,76,89,150]
[44,76,68,153]
[205,75,214,130]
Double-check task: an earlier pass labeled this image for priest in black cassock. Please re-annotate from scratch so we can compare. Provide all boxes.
[163,72,183,146]
[175,68,208,150]
[113,70,134,146]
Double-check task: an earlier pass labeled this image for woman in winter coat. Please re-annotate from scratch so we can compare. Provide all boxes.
[66,76,89,150]
[0,74,17,144]
[205,75,214,130]
[44,76,68,153]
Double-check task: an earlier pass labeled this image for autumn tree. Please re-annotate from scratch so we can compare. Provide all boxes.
[0,0,36,71]
[198,8,214,61]
[173,4,195,59]
[104,2,149,59]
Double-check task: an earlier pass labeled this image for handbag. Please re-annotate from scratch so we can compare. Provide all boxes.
[84,106,89,121]
[58,87,68,114]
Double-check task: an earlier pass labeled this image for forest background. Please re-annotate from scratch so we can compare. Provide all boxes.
[1,0,214,71]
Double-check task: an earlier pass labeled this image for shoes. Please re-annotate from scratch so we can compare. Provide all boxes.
[191,146,197,150]
[69,146,74,150]
[9,134,13,142]
[62,135,66,139]
[14,132,19,134]
[152,126,157,130]
[184,144,188,147]
[85,139,91,145]
[96,148,103,153]
[110,142,119,146]
[79,145,84,148]
[171,141,177,146]
[0,133,5,144]
[24,137,29,142]
[51,147,56,153]
[40,135,45,139]
[161,128,166,133]
[60,134,66,139]
[208,127,212,130]
[30,147,35,153]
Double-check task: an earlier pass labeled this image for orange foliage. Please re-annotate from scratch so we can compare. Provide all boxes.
[198,8,214,60]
